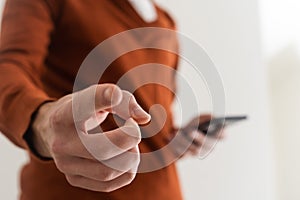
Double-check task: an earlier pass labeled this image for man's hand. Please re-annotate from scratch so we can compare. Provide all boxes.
[31,84,151,192]
[167,114,225,158]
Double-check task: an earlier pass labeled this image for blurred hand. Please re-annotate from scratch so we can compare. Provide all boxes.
[167,114,225,158]
[31,84,151,192]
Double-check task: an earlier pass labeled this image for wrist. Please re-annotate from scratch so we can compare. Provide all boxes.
[31,102,53,158]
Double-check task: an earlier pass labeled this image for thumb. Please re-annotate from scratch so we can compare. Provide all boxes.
[72,84,122,122]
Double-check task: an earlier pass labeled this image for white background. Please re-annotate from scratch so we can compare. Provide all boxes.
[260,0,300,199]
[156,0,275,200]
[1,0,299,199]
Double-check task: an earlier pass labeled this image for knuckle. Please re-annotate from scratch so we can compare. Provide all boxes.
[100,173,136,192]
[128,94,137,106]
[106,83,119,91]
[123,136,140,148]
[128,172,136,182]
[123,173,136,186]
[127,90,134,98]
[50,139,65,155]
[121,128,141,146]
[96,84,121,103]
[101,184,115,193]
[122,90,135,105]
[130,132,141,146]
[97,151,112,161]
[135,134,142,144]
[98,169,114,182]
[89,84,99,91]
[55,158,68,173]
[128,148,140,163]
[49,111,63,130]
[65,175,79,187]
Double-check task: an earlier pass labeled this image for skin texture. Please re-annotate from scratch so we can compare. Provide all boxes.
[31,83,223,192]
[32,84,151,192]
[167,114,225,158]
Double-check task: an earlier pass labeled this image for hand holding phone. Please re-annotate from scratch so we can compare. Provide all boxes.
[197,115,247,136]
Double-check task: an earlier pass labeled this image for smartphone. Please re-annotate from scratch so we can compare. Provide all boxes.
[197,115,247,135]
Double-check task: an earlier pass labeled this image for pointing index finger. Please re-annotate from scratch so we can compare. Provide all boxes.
[111,90,151,125]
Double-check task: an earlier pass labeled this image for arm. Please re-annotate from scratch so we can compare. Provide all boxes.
[0,0,55,148]
[0,0,152,192]
[31,84,151,192]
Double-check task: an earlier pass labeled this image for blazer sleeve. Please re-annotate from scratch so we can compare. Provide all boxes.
[0,0,57,149]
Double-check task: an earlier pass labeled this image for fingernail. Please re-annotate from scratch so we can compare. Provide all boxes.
[104,87,112,101]
[132,107,150,119]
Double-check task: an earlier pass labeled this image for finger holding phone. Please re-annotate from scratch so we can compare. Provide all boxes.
[167,114,247,158]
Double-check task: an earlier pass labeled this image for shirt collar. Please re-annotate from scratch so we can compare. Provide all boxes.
[128,0,158,23]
